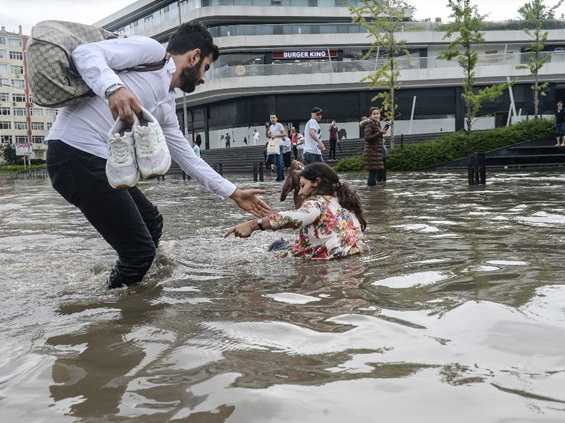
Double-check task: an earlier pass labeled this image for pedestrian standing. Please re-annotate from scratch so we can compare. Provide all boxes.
[328,120,339,161]
[303,107,325,164]
[360,107,387,186]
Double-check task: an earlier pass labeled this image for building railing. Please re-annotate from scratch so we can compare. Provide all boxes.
[209,51,565,80]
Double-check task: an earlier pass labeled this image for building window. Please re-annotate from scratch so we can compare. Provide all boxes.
[32,135,44,144]
[9,51,23,60]
[0,50,5,59]
[12,94,26,102]
[8,38,22,47]
[13,108,26,116]
[0,64,8,74]
[15,135,28,143]
[31,122,44,130]
[11,65,23,75]
[0,106,10,115]
[14,121,27,130]
[0,121,12,129]
[31,108,43,117]
[0,79,10,87]
[1,135,12,143]
[0,92,8,101]
[46,122,52,130]
[11,80,24,89]
[0,36,6,44]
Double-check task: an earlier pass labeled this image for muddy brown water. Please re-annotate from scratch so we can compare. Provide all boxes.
[1,171,564,422]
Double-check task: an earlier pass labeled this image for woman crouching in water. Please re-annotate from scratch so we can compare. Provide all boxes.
[224,163,367,260]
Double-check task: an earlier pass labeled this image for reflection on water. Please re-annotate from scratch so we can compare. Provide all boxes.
[1,172,565,421]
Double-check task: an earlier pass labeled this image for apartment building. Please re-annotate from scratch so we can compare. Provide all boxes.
[0,25,56,161]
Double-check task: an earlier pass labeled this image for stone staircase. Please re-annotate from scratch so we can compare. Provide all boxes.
[432,137,565,170]
[168,132,445,175]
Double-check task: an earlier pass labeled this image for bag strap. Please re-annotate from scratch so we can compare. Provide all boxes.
[118,53,169,73]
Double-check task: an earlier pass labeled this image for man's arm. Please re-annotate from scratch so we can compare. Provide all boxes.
[72,36,167,123]
[71,36,166,98]
[161,117,270,216]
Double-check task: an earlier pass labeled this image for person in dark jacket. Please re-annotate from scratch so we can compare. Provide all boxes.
[360,107,387,186]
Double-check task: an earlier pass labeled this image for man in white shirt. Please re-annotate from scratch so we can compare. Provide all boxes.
[252,128,259,145]
[266,113,286,181]
[45,22,270,289]
[303,107,325,164]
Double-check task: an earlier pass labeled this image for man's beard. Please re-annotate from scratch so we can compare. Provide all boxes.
[179,61,203,93]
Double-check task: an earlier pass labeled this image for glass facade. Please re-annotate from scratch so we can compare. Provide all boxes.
[112,0,364,36]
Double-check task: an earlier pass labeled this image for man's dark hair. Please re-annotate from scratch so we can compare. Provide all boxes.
[167,22,220,61]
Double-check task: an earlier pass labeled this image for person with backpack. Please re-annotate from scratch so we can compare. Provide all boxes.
[43,22,270,289]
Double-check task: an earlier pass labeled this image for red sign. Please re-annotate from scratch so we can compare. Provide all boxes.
[273,50,338,60]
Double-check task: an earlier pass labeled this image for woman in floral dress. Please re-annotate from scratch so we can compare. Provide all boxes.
[225,163,367,260]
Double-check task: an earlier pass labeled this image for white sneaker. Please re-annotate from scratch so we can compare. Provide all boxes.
[106,117,140,190]
[134,107,171,179]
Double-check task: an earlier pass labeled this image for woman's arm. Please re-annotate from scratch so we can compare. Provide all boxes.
[365,123,386,143]
[224,200,321,238]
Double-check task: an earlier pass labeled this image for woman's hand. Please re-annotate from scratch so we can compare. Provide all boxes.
[230,188,271,217]
[224,220,257,238]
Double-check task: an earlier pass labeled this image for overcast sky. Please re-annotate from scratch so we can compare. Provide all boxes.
[1,0,565,35]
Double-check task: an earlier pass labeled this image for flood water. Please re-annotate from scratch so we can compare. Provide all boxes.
[1,171,565,422]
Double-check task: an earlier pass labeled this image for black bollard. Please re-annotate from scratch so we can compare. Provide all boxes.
[253,163,258,182]
[400,133,404,149]
[478,152,486,184]
[218,163,223,176]
[468,152,478,185]
[258,161,264,182]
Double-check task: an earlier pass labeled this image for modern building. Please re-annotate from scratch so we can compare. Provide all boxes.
[88,1,565,150]
[0,25,56,161]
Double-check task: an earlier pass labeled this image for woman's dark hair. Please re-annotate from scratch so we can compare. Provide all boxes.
[167,22,220,61]
[300,163,367,230]
[369,106,380,115]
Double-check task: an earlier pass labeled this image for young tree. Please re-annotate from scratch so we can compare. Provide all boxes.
[517,0,564,118]
[2,144,17,165]
[347,0,414,148]
[438,0,507,135]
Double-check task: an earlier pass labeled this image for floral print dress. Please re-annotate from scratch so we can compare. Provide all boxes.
[267,195,366,260]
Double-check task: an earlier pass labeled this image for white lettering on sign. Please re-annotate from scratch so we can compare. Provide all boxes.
[280,51,330,59]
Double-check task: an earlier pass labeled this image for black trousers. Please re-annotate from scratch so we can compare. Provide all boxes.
[329,139,337,160]
[46,140,162,287]
[368,168,387,186]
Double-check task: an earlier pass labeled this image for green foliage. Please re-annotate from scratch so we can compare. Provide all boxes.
[334,156,364,172]
[517,0,564,117]
[335,119,554,172]
[1,144,17,165]
[438,0,507,134]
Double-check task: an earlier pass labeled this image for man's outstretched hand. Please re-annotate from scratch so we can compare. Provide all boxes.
[230,188,270,217]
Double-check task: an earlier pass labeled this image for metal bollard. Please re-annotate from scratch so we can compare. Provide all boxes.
[468,152,478,185]
[258,161,264,182]
[400,133,404,149]
[253,163,258,182]
[478,152,486,184]
[218,163,223,176]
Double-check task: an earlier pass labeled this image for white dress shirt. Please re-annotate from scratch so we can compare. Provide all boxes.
[46,36,236,199]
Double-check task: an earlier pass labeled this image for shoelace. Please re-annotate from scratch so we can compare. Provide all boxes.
[135,126,157,155]
[109,134,132,164]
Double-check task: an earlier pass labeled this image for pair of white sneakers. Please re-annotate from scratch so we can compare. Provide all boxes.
[106,107,171,190]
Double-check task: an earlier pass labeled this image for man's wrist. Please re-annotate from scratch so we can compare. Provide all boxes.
[105,83,126,99]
